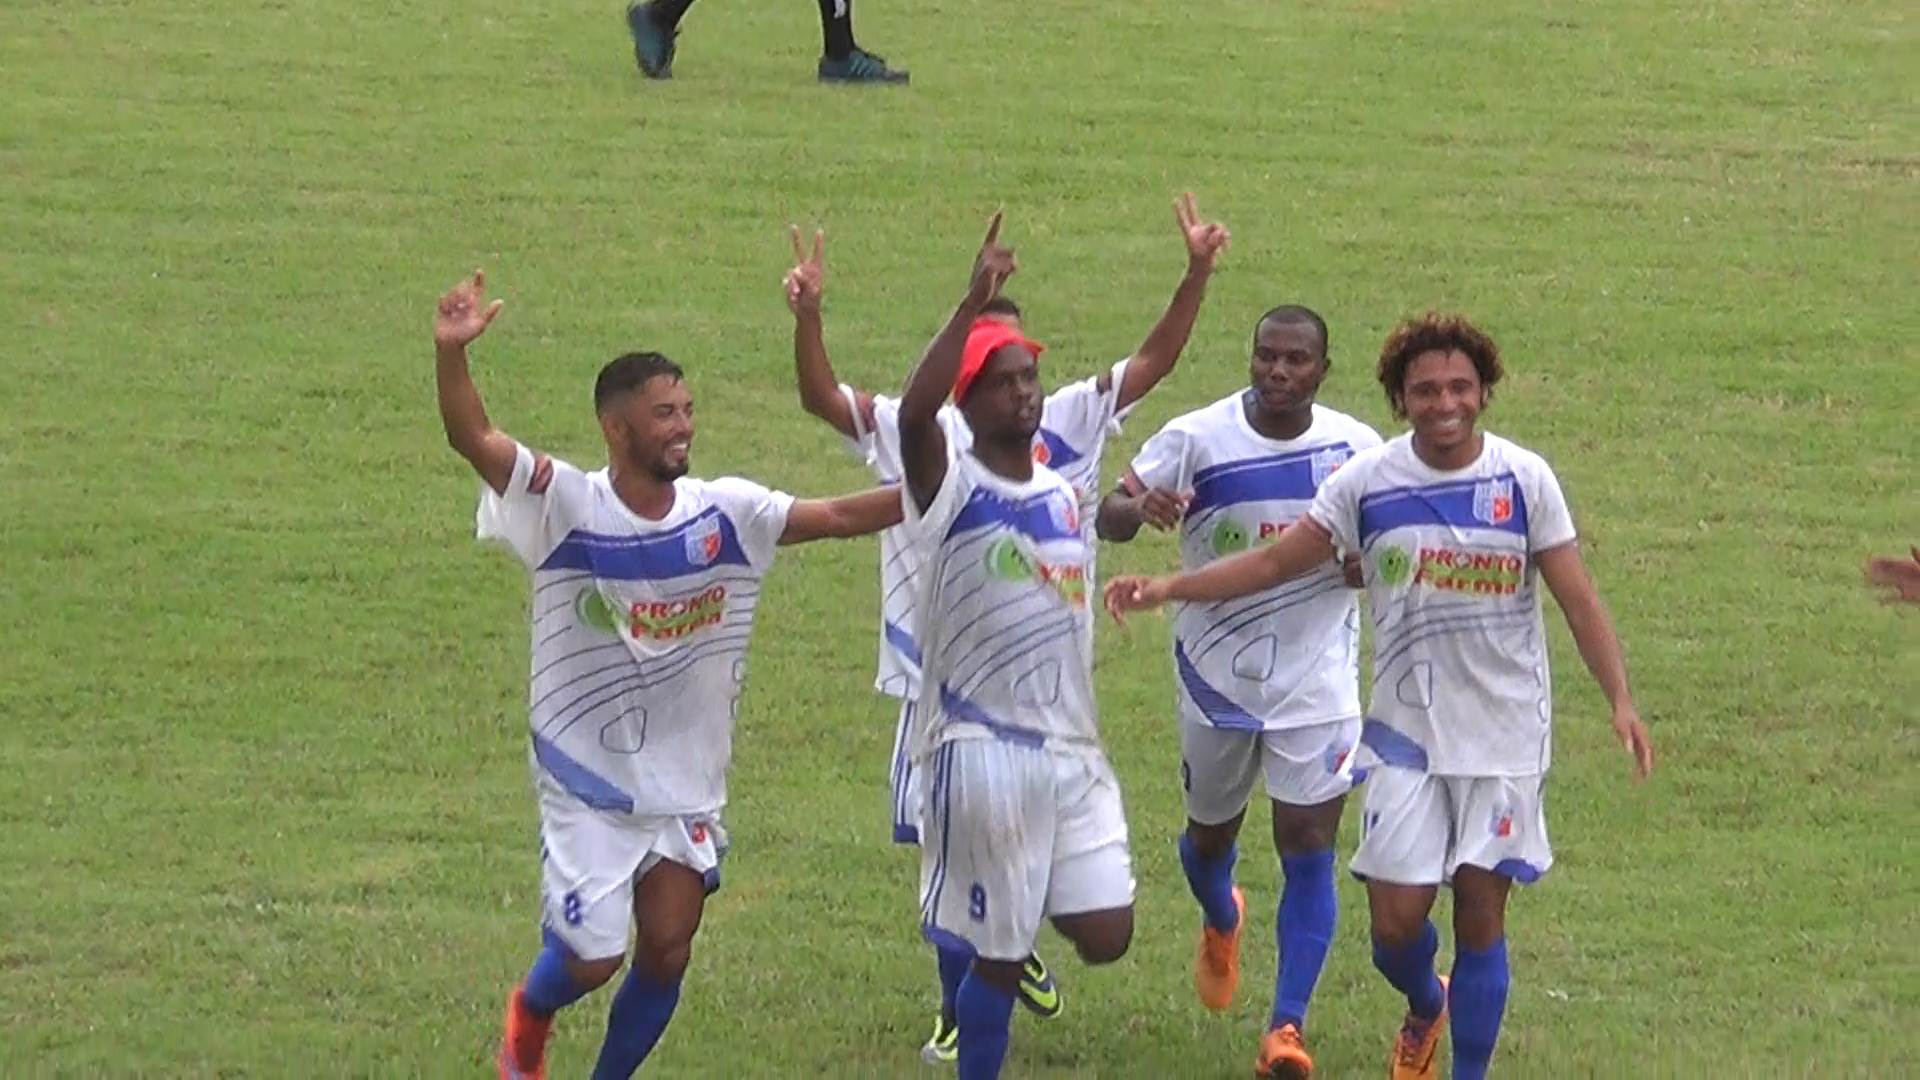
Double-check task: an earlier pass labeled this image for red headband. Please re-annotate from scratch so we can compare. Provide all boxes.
[954,320,1046,402]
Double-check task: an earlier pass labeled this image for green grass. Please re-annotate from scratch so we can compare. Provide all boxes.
[2,0,1914,1075]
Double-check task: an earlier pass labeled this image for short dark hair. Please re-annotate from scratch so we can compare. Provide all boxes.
[594,351,684,414]
[1376,313,1503,418]
[982,295,1022,320]
[1253,304,1329,357]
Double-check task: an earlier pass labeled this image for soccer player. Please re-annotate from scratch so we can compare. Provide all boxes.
[1093,303,1381,1080]
[1105,313,1655,1080]
[895,213,1137,1080]
[627,0,908,84]
[781,203,1227,1062]
[431,270,905,1080]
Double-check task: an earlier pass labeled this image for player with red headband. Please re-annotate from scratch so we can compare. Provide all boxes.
[782,200,1228,1062]
[893,213,1141,1080]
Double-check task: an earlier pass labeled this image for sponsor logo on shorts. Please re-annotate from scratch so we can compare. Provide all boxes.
[1489,804,1515,839]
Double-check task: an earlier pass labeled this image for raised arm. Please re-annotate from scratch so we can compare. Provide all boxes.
[898,212,1018,514]
[434,270,516,495]
[779,485,904,545]
[784,225,872,440]
[1104,518,1338,621]
[1537,542,1654,779]
[1110,193,1230,412]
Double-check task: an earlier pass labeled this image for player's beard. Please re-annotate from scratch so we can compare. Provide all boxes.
[616,420,690,482]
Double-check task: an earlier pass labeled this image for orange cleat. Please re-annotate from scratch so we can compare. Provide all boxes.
[497,984,553,1080]
[1256,1022,1315,1080]
[1388,975,1449,1080]
[1195,886,1247,1011]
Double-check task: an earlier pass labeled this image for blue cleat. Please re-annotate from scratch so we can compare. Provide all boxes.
[626,2,677,79]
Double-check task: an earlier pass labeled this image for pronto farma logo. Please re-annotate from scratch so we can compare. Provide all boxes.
[1210,518,1252,557]
[1376,546,1413,586]
[984,537,1086,607]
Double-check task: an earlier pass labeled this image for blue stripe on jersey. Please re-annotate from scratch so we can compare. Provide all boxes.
[884,618,923,666]
[531,732,635,812]
[938,683,1048,748]
[945,488,1079,544]
[538,506,750,581]
[1173,641,1265,732]
[1188,444,1350,516]
[1036,427,1084,469]
[1357,472,1530,548]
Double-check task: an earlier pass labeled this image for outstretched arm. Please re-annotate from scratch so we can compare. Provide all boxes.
[779,486,903,544]
[434,270,516,495]
[1104,518,1337,621]
[898,212,1018,514]
[784,225,873,440]
[1537,542,1655,779]
[1110,192,1230,412]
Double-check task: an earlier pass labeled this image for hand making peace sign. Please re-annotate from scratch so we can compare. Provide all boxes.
[783,225,826,316]
[1176,192,1231,273]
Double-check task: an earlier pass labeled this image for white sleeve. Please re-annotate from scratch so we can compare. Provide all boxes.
[1351,420,1386,452]
[1040,361,1125,451]
[706,477,796,571]
[1126,420,1191,493]
[837,383,873,460]
[475,444,594,569]
[1306,457,1364,552]
[901,438,974,541]
[1522,456,1578,553]
[1103,357,1135,430]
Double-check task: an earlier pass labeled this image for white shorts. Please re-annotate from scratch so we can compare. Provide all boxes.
[889,699,922,846]
[1179,716,1362,825]
[536,771,729,961]
[1348,766,1552,888]
[918,738,1136,962]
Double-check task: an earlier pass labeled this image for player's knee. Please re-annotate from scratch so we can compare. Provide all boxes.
[633,929,696,983]
[1065,909,1133,965]
[1185,817,1241,859]
[565,953,625,991]
[1272,797,1343,854]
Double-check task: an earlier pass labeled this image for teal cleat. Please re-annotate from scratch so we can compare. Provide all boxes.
[818,48,909,85]
[625,2,677,79]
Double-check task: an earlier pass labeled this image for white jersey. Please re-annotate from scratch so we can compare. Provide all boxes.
[1307,432,1578,777]
[841,359,1128,699]
[476,443,793,817]
[1128,396,1382,731]
[903,449,1101,761]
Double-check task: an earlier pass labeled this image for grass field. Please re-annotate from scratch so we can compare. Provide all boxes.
[3,0,1915,1075]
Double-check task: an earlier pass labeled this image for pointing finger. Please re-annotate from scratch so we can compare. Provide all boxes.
[983,209,1004,248]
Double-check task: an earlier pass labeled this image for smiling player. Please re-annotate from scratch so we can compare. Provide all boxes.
[1106,312,1654,1080]
[432,271,903,1080]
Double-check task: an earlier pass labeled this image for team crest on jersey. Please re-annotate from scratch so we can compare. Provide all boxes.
[1473,478,1514,525]
[1310,446,1352,487]
[1031,438,1051,466]
[685,517,722,566]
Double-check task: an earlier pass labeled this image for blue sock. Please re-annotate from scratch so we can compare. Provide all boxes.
[1271,848,1338,1030]
[588,966,683,1080]
[954,970,1015,1080]
[1178,832,1240,931]
[936,944,971,1023]
[1371,921,1446,1020]
[522,941,591,1017]
[1449,939,1510,1080]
